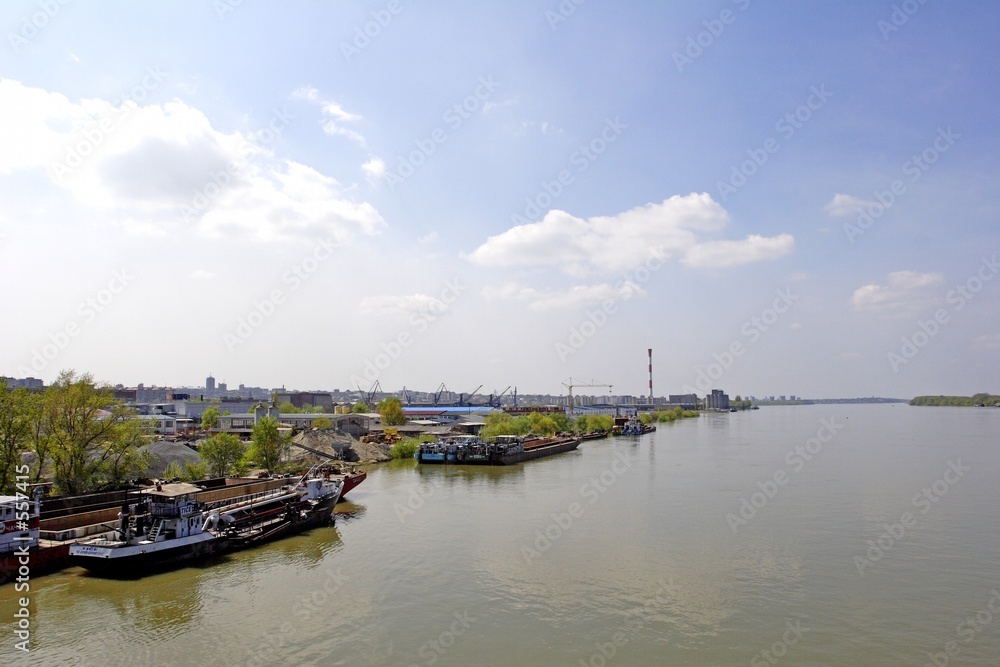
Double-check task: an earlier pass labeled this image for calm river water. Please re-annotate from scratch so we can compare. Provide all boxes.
[3,404,999,666]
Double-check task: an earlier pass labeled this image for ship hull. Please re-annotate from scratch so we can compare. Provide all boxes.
[1,543,71,585]
[68,534,226,577]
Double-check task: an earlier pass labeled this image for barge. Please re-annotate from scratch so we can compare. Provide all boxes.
[68,465,343,578]
[415,435,581,466]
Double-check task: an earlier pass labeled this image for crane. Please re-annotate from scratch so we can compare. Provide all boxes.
[401,386,412,405]
[458,384,483,406]
[357,380,382,409]
[489,386,512,408]
[562,378,613,415]
[433,383,448,405]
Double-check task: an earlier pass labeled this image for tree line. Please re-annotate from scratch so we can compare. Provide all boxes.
[910,393,1000,407]
[0,371,295,495]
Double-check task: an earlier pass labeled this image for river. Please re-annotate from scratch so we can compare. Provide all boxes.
[3,404,999,666]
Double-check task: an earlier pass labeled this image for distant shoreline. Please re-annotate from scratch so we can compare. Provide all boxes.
[753,397,908,406]
[909,394,1000,407]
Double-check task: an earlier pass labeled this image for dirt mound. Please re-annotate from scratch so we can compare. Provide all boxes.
[290,428,391,464]
[346,439,392,463]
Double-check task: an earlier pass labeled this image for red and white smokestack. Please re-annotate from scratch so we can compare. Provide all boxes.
[648,348,653,402]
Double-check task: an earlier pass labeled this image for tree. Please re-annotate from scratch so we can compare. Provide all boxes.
[246,417,289,473]
[0,380,30,494]
[278,401,301,414]
[201,405,220,430]
[162,460,206,482]
[351,402,370,413]
[199,433,246,478]
[44,370,153,494]
[313,417,332,429]
[376,397,406,426]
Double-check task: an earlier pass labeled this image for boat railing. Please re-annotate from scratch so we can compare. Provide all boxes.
[201,486,293,513]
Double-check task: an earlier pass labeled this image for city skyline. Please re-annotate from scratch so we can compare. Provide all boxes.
[2,2,998,399]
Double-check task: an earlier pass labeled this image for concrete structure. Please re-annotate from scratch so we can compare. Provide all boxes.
[705,389,730,411]
[668,394,700,410]
[2,376,44,389]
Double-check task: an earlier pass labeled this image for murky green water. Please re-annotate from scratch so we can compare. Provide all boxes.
[3,404,999,666]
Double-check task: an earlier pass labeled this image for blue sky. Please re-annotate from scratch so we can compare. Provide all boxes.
[1,1,998,399]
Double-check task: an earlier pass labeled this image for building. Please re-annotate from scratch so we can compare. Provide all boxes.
[705,389,730,411]
[2,376,44,389]
[217,407,370,438]
[206,375,216,391]
[668,394,700,410]
[275,391,334,411]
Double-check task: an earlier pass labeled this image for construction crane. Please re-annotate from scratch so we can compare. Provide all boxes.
[458,384,483,406]
[433,383,448,405]
[562,378,613,415]
[489,386,512,408]
[401,386,412,405]
[357,380,382,408]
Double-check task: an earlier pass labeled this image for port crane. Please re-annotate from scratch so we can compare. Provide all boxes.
[433,383,448,405]
[489,386,512,408]
[357,380,382,408]
[562,378,613,415]
[458,385,483,406]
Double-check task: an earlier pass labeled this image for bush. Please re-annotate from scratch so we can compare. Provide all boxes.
[390,438,420,459]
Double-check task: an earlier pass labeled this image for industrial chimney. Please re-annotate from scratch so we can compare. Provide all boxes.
[648,348,653,403]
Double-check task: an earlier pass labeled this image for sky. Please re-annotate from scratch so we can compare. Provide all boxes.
[1,1,998,400]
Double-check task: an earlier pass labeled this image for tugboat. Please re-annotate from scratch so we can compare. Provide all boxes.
[69,465,343,577]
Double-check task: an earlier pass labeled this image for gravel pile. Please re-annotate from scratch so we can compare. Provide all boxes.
[142,439,202,477]
[290,429,392,464]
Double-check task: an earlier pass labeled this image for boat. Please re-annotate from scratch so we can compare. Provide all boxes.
[413,441,449,463]
[68,465,343,577]
[615,417,655,436]
[414,434,581,466]
[1,489,81,585]
[325,467,367,500]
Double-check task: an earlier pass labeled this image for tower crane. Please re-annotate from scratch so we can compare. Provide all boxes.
[561,378,613,415]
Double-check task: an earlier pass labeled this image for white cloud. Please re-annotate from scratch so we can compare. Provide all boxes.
[469,193,790,275]
[0,78,384,243]
[482,281,645,311]
[293,86,365,144]
[852,270,945,313]
[681,233,795,268]
[825,193,875,217]
[362,157,386,183]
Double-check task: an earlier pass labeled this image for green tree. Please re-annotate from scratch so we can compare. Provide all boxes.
[161,460,206,482]
[278,401,301,414]
[351,402,370,413]
[201,405,220,430]
[376,397,406,426]
[313,417,332,429]
[0,380,30,494]
[44,370,153,494]
[246,417,289,473]
[199,433,246,477]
